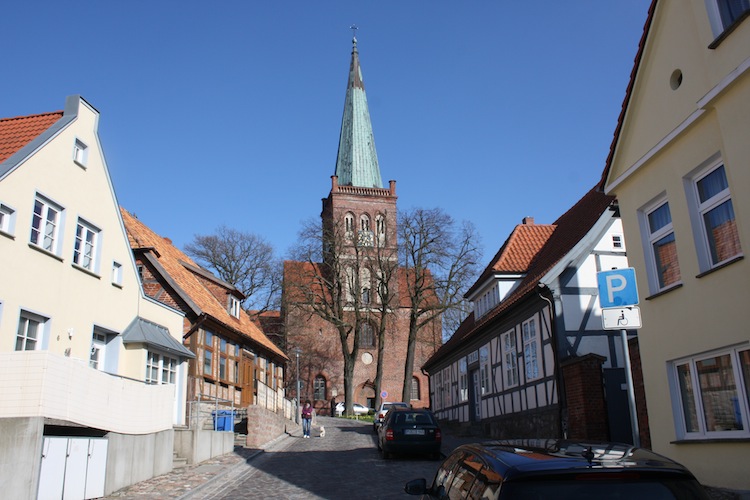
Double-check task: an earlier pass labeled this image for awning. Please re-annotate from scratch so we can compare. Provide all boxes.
[121,317,195,359]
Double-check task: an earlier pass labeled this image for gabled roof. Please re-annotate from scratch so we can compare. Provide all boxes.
[121,208,286,360]
[599,0,657,191]
[0,111,63,163]
[334,36,384,189]
[424,186,616,370]
[466,219,556,298]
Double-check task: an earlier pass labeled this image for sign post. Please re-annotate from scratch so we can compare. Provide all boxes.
[597,268,641,447]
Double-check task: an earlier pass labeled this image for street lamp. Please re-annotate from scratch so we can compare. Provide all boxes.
[291,347,302,424]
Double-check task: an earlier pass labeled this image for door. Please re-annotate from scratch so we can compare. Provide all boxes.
[241,352,255,406]
[603,368,633,443]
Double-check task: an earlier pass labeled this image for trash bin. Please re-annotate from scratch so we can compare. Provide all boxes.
[212,410,234,431]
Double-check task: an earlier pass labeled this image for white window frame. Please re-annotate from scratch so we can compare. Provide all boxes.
[459,358,468,402]
[612,234,624,249]
[146,351,177,385]
[228,295,241,318]
[685,160,742,272]
[16,311,48,351]
[0,203,16,236]
[705,0,750,36]
[90,331,107,370]
[30,195,64,255]
[73,218,100,272]
[112,261,123,286]
[73,138,89,167]
[669,345,750,440]
[639,196,681,294]
[480,346,490,395]
[502,329,519,389]
[522,318,540,381]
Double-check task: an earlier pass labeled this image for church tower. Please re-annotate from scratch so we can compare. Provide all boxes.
[321,36,398,258]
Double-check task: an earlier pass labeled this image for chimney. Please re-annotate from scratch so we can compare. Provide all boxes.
[522,217,535,225]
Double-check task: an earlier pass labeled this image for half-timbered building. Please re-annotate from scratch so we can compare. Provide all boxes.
[423,187,648,444]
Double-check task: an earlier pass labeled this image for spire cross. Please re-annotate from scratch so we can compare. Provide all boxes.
[350,24,358,39]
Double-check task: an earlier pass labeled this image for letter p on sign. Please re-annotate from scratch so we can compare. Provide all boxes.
[597,268,639,308]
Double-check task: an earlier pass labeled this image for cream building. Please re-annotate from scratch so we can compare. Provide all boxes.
[0,95,195,498]
[601,0,750,490]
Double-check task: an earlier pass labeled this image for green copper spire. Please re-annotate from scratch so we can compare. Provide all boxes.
[334,36,383,188]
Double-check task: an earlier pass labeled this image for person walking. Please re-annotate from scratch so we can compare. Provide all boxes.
[301,400,313,438]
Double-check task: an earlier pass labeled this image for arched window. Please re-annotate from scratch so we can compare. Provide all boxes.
[359,322,375,348]
[360,214,371,231]
[375,214,386,246]
[314,375,326,401]
[411,377,420,400]
[344,212,355,239]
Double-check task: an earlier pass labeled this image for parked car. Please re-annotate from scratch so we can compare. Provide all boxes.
[405,439,710,499]
[334,402,372,416]
[377,408,442,460]
[373,401,409,432]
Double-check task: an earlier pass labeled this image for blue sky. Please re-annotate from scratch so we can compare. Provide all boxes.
[3,1,651,263]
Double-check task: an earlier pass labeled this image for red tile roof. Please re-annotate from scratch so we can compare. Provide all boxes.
[425,186,616,369]
[121,208,286,360]
[0,111,63,163]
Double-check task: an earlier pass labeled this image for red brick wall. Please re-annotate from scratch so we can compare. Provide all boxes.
[628,337,652,449]
[561,354,609,441]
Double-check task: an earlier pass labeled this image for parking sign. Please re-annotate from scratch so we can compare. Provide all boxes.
[597,268,639,308]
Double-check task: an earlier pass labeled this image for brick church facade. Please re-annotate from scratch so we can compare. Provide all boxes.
[282,37,441,415]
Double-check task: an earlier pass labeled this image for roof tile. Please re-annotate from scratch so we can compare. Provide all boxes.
[0,111,63,163]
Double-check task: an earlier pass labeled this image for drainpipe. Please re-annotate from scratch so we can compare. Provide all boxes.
[537,283,568,439]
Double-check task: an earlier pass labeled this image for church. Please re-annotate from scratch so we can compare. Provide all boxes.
[282,36,441,414]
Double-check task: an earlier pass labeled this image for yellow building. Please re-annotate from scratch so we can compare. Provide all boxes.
[601,1,750,490]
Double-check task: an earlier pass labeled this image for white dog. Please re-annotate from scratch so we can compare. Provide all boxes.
[319,426,326,438]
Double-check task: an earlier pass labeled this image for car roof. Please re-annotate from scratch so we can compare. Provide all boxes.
[452,439,699,481]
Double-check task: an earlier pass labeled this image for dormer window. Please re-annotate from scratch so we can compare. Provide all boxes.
[228,295,241,318]
[73,139,88,167]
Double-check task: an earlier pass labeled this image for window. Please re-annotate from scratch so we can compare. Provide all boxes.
[361,267,372,305]
[228,295,241,318]
[480,346,490,395]
[612,235,624,249]
[443,367,452,408]
[16,311,47,351]
[641,199,681,292]
[522,319,540,381]
[706,0,750,35]
[375,214,386,246]
[0,203,15,235]
[411,377,420,400]
[73,218,99,271]
[73,139,88,166]
[314,375,326,400]
[358,214,373,246]
[219,341,240,384]
[672,346,750,439]
[203,331,214,377]
[344,212,355,238]
[146,351,177,384]
[112,262,123,286]
[359,322,375,348]
[459,359,468,401]
[502,330,519,388]
[219,338,227,380]
[687,163,741,270]
[30,196,63,254]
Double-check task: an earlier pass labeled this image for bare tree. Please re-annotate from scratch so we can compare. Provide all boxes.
[398,207,482,402]
[184,226,282,312]
[285,217,383,416]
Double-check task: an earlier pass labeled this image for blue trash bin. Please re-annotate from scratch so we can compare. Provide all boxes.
[212,410,234,431]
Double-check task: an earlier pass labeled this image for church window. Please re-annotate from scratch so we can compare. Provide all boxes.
[411,377,420,400]
[360,214,370,231]
[375,214,386,246]
[344,212,355,238]
[359,322,375,348]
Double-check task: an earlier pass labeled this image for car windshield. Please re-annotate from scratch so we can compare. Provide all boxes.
[498,477,709,500]
[392,412,434,426]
